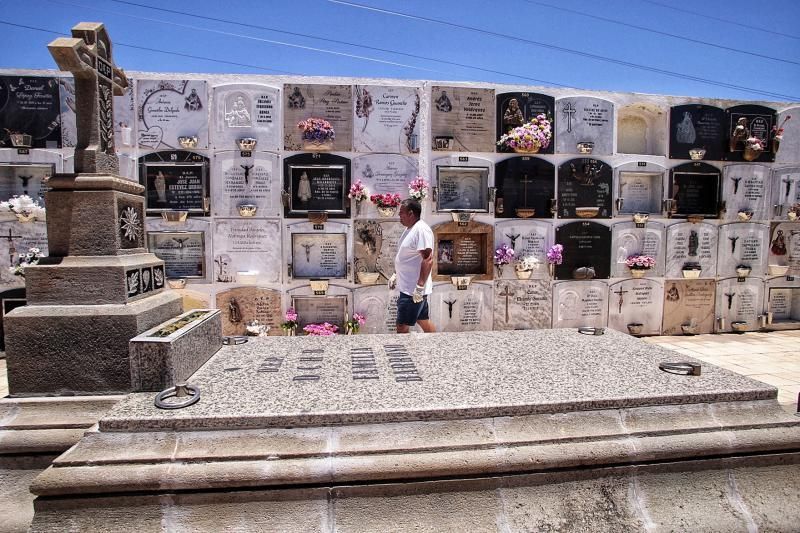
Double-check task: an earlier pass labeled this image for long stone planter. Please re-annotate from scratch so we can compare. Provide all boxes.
[129,309,222,391]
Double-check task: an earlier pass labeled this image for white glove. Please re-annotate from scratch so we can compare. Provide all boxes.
[388,273,397,290]
[412,284,425,304]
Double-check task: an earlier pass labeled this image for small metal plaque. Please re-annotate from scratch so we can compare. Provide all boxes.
[239,150,252,158]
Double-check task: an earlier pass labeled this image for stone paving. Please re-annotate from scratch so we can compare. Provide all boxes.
[1,330,798,411]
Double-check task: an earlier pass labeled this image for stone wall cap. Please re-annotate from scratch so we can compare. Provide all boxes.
[46,174,144,195]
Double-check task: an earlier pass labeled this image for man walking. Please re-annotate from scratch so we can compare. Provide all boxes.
[389,198,436,334]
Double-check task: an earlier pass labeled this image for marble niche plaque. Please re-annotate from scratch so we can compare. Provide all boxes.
[765,280,800,329]
[212,151,280,218]
[669,162,721,218]
[555,96,614,155]
[611,221,665,278]
[215,287,283,337]
[291,233,348,279]
[557,158,613,219]
[668,104,726,161]
[147,231,205,279]
[554,221,612,280]
[211,83,280,151]
[494,220,550,280]
[771,166,800,221]
[494,156,555,219]
[435,165,490,212]
[353,220,405,282]
[139,151,209,214]
[58,77,76,148]
[716,222,769,278]
[493,280,551,330]
[353,285,399,334]
[721,164,771,222]
[291,294,348,330]
[0,222,48,287]
[552,280,608,329]
[768,222,800,275]
[430,282,493,332]
[726,104,775,163]
[608,279,664,336]
[665,221,718,279]
[0,163,52,201]
[352,154,418,218]
[715,277,764,333]
[137,79,209,150]
[433,220,494,281]
[662,279,716,335]
[0,75,62,148]
[283,84,353,151]
[430,86,495,153]
[353,85,420,154]
[212,218,282,284]
[775,107,800,165]
[615,162,665,215]
[496,92,555,154]
[283,153,351,218]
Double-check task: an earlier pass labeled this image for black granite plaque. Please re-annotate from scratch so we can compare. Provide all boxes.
[284,153,351,218]
[139,151,209,214]
[496,92,554,154]
[147,231,206,278]
[557,158,612,219]
[726,104,776,162]
[436,165,489,212]
[495,156,555,219]
[668,104,726,161]
[669,162,721,218]
[554,221,612,280]
[0,76,62,149]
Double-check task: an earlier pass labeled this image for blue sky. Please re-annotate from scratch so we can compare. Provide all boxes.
[0,0,799,102]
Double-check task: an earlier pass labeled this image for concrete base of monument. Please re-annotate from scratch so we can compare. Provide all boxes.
[5,290,182,396]
[22,330,800,530]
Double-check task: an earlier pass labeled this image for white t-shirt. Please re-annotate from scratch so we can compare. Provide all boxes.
[394,220,434,296]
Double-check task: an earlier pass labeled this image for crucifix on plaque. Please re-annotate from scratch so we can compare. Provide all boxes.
[562,102,576,133]
[614,286,628,315]
[498,284,513,323]
[1,229,24,267]
[48,22,129,175]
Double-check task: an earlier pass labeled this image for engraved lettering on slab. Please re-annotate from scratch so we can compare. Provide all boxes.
[555,97,613,155]
[212,219,281,283]
[494,220,550,280]
[383,344,422,382]
[662,279,716,335]
[0,76,62,149]
[552,281,608,328]
[433,220,493,281]
[147,231,205,278]
[354,220,404,281]
[0,222,48,286]
[430,86,495,153]
[216,287,283,336]
[717,223,769,278]
[291,233,347,279]
[283,84,353,151]
[350,347,380,380]
[715,277,763,332]
[493,280,551,330]
[137,79,208,150]
[557,158,613,218]
[431,283,493,332]
[212,83,279,151]
[554,221,612,280]
[139,151,209,214]
[353,85,420,154]
[291,295,347,330]
[669,104,726,160]
[352,154,418,218]
[721,164,770,221]
[665,222,718,278]
[615,162,664,215]
[607,278,663,336]
[771,166,800,220]
[353,286,398,334]
[212,152,279,217]
[284,153,351,217]
[611,222,665,278]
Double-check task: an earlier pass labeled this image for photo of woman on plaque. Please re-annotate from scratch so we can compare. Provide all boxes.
[153,170,168,205]
[503,98,524,132]
[297,171,312,203]
[438,240,454,264]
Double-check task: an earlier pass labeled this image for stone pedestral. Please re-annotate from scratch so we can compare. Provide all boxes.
[4,175,182,396]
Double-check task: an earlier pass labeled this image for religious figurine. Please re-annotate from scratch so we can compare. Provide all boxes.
[435,90,452,113]
[675,111,696,144]
[688,230,699,257]
[297,171,312,203]
[729,117,748,152]
[771,229,787,256]
[355,86,373,131]
[154,171,167,204]
[502,98,524,132]
[184,88,203,111]
[287,86,305,109]
[666,283,680,302]
[228,297,242,323]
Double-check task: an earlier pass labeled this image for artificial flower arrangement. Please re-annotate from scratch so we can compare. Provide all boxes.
[348,180,369,202]
[625,254,656,270]
[0,195,46,222]
[546,244,563,265]
[494,243,515,276]
[297,117,335,145]
[281,308,298,335]
[370,193,402,208]
[514,255,540,273]
[10,247,43,278]
[408,176,429,200]
[496,114,552,153]
[345,312,366,334]
[303,322,339,336]
[773,115,791,152]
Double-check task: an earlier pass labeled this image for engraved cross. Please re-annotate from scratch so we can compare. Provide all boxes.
[498,284,513,323]
[0,228,24,267]
[562,102,576,133]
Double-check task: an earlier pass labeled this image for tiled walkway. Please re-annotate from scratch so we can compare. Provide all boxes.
[1,331,798,409]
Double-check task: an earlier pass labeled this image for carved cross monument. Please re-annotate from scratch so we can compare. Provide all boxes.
[48,22,128,175]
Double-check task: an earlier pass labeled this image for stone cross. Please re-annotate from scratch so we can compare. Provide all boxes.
[562,102,576,133]
[48,22,129,175]
[498,284,513,323]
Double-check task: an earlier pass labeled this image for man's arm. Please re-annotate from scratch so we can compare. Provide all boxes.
[417,248,433,286]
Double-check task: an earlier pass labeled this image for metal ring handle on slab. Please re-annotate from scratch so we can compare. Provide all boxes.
[659,362,701,376]
[154,382,200,410]
[578,327,605,336]
[222,336,248,345]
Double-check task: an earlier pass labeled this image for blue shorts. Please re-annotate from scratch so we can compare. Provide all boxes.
[396,293,430,326]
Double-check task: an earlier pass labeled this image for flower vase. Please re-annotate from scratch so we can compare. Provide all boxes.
[303,139,334,151]
[513,146,540,154]
[629,268,647,279]
[548,263,555,278]
[773,136,782,154]
[743,145,761,161]
[515,270,533,280]
[285,327,296,337]
[355,200,363,216]
[495,264,504,278]
[15,213,35,223]
[345,325,355,336]
[376,206,397,217]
